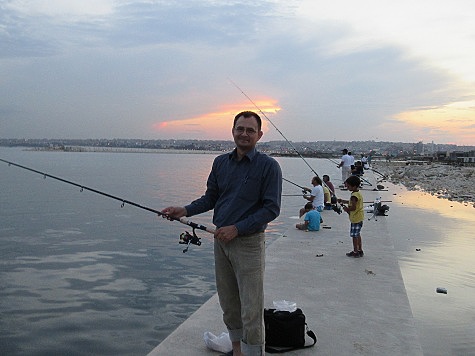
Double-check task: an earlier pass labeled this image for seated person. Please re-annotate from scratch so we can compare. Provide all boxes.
[351,161,364,176]
[322,174,337,205]
[322,174,335,195]
[296,202,321,231]
[299,176,325,217]
[323,185,332,210]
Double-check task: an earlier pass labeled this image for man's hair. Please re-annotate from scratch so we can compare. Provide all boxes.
[345,175,361,187]
[322,174,329,180]
[305,202,313,210]
[312,176,322,185]
[233,111,262,130]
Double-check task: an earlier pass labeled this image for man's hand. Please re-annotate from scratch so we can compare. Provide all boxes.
[215,225,238,243]
[161,206,187,220]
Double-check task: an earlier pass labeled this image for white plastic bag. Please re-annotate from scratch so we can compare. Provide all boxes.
[273,300,297,312]
[203,331,232,353]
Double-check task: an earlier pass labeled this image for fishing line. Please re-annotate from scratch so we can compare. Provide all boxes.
[0,158,214,252]
[229,80,390,218]
[228,78,320,178]
[326,157,340,166]
[229,78,343,204]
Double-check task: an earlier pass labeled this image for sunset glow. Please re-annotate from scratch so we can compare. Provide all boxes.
[1,1,474,146]
[151,99,281,140]
[393,100,475,145]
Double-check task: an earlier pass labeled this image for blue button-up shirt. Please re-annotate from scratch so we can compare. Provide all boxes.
[185,148,282,235]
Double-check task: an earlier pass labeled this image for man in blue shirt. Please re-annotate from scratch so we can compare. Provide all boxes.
[162,111,282,355]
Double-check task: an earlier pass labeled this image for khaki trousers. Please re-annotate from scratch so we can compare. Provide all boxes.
[214,232,265,355]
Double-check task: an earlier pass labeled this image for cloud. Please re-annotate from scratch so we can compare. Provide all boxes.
[0,0,474,145]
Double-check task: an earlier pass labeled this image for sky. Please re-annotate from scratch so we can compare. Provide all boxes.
[1,0,474,146]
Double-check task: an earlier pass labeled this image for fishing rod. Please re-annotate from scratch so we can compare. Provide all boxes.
[282,176,342,213]
[301,148,342,169]
[229,78,346,215]
[282,177,309,193]
[0,158,213,252]
[228,78,320,178]
[369,167,388,180]
[282,175,338,205]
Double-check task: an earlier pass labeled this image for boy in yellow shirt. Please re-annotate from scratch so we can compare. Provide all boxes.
[337,176,364,258]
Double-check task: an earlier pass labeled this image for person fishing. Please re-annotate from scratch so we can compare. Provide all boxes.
[337,149,353,184]
[300,176,325,217]
[162,110,282,356]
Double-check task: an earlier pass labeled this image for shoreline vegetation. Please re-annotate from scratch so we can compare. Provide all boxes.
[372,161,475,207]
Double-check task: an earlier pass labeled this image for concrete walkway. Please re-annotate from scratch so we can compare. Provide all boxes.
[148,195,423,355]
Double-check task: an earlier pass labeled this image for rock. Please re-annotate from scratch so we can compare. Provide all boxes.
[372,162,475,207]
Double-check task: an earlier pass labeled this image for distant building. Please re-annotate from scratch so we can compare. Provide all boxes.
[414,141,424,155]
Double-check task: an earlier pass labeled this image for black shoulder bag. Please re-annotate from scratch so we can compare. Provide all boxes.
[264,308,317,353]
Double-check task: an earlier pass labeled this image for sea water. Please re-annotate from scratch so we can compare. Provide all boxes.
[0,147,474,355]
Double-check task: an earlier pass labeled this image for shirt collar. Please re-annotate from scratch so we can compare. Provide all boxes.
[229,147,258,161]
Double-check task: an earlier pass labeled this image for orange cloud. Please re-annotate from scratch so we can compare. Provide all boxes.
[151,98,281,140]
[391,100,475,145]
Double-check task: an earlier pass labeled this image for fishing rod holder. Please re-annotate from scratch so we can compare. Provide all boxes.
[179,229,202,253]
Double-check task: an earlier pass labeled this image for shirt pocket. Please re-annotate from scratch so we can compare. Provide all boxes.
[239,175,261,201]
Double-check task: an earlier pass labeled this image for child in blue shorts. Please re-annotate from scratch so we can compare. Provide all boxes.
[337,176,364,257]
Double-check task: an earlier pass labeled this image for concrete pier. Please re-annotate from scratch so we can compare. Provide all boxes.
[148,200,423,355]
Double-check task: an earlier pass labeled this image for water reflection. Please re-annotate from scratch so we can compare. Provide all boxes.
[386,185,475,355]
[1,149,474,355]
[392,188,475,220]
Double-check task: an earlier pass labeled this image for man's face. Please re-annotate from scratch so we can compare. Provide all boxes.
[232,116,263,151]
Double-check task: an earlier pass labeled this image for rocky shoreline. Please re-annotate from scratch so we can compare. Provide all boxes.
[371,161,475,207]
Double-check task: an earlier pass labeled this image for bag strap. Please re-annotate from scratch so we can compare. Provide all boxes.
[265,324,317,354]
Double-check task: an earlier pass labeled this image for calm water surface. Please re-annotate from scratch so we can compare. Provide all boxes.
[1,148,474,355]
[386,184,475,356]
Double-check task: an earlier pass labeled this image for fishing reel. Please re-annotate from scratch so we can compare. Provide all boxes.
[179,228,202,253]
[332,204,343,215]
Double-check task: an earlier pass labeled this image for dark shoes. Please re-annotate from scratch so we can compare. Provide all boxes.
[346,250,364,258]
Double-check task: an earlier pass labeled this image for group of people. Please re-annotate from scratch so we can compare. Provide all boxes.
[337,149,371,187]
[296,174,336,232]
[162,111,365,355]
[296,172,365,258]
[296,147,366,259]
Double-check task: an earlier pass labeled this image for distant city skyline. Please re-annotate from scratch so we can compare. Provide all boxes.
[2,138,473,156]
[1,1,474,146]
